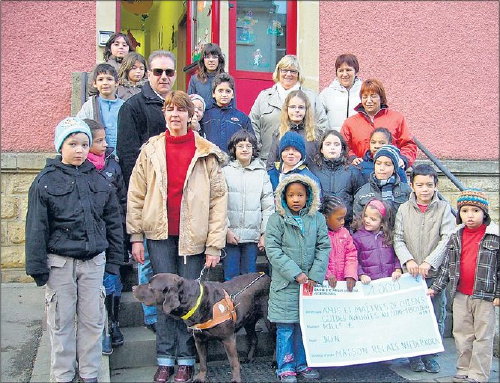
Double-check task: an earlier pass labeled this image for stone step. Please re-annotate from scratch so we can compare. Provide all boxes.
[110,322,274,370]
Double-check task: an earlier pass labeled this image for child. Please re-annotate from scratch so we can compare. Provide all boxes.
[77,63,124,153]
[189,93,206,133]
[268,131,321,192]
[394,164,456,373]
[84,119,128,355]
[25,117,123,383]
[222,130,275,280]
[117,52,147,101]
[266,90,320,169]
[319,195,358,291]
[265,174,331,382]
[188,42,227,109]
[351,198,402,284]
[200,72,253,153]
[353,144,411,219]
[429,189,499,383]
[309,129,365,226]
[352,127,408,183]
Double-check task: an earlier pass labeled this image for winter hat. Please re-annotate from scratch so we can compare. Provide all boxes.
[189,93,206,112]
[374,144,401,168]
[456,188,490,225]
[279,131,306,160]
[54,117,92,153]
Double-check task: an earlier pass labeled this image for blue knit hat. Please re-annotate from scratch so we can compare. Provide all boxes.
[279,131,306,160]
[374,144,401,168]
[54,117,92,153]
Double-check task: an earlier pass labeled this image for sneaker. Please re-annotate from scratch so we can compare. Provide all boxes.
[452,375,468,382]
[297,367,320,380]
[110,321,124,347]
[465,379,480,383]
[81,378,98,383]
[153,366,174,383]
[279,372,298,382]
[174,365,194,382]
[146,323,157,333]
[101,333,113,356]
[422,358,440,373]
[408,356,425,372]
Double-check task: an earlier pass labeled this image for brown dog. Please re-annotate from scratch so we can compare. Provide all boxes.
[133,272,271,383]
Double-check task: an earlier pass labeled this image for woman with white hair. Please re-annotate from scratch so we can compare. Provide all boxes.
[249,55,328,161]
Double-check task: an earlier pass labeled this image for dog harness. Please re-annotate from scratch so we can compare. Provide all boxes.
[188,289,237,330]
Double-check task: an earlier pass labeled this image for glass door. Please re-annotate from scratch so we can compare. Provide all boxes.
[229,0,297,114]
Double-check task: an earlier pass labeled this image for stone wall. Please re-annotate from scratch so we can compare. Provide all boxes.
[1,154,498,283]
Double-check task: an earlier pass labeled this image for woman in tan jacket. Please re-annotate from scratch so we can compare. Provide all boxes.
[127,90,228,383]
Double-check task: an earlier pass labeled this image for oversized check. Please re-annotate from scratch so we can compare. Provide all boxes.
[299,273,443,367]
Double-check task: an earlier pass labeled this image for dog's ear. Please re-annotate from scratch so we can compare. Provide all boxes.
[162,288,181,314]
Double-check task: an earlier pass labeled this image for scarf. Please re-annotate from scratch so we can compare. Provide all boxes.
[87,152,106,170]
[276,83,300,103]
[372,173,397,202]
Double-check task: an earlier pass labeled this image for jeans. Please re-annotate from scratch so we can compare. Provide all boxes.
[138,241,157,325]
[275,323,308,376]
[223,242,258,281]
[147,237,205,367]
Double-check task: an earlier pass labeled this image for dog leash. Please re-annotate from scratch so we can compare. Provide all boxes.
[196,249,227,282]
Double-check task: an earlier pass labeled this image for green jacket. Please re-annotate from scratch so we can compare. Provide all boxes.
[265,174,331,323]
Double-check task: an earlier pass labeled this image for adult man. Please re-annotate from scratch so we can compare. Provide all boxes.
[117,50,177,186]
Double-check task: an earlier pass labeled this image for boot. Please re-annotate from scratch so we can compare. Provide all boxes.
[102,295,113,355]
[111,295,124,347]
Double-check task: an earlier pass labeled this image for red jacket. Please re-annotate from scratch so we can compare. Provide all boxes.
[325,227,358,281]
[340,105,417,167]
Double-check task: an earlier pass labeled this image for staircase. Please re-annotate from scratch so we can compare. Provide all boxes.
[110,256,275,380]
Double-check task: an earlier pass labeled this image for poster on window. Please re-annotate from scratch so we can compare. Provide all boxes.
[299,274,444,367]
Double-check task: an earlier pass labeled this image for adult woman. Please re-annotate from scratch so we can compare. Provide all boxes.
[117,52,147,101]
[340,78,417,170]
[250,55,328,161]
[319,53,363,131]
[127,91,227,383]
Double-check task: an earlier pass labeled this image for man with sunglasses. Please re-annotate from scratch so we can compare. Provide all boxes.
[117,50,177,187]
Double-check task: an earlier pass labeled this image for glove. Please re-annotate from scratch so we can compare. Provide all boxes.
[105,263,120,276]
[32,273,49,287]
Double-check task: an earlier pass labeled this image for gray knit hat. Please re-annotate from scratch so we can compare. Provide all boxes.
[54,117,92,153]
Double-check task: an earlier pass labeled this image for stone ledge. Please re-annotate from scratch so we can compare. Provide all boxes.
[414,159,499,176]
[1,152,56,171]
[1,268,34,283]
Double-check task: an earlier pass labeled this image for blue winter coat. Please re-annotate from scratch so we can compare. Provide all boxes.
[352,229,401,280]
[359,150,408,183]
[200,104,253,153]
[265,174,331,323]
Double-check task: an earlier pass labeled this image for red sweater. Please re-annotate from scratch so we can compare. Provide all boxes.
[165,130,196,235]
[457,224,487,295]
[340,106,417,166]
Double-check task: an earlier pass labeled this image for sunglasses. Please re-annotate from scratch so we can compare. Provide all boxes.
[151,68,176,77]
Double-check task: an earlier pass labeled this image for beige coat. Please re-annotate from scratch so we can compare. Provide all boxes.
[127,131,228,257]
[394,192,456,277]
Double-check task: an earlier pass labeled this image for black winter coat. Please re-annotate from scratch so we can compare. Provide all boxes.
[309,158,365,224]
[25,158,124,279]
[117,81,166,186]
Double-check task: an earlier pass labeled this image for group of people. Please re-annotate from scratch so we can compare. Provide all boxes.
[24,35,498,383]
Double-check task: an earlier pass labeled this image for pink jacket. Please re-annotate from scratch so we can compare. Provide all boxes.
[325,227,358,281]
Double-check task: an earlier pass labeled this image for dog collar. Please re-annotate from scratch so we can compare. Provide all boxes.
[181,283,204,320]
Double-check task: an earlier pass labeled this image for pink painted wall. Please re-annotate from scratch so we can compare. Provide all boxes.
[319,1,499,160]
[1,1,96,152]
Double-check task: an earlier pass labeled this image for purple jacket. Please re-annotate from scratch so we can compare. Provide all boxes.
[352,229,401,280]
